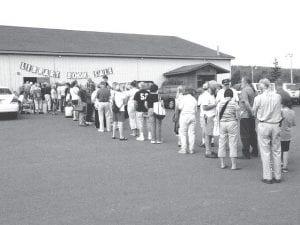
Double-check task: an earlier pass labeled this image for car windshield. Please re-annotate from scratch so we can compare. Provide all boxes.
[286,84,298,90]
[0,88,12,95]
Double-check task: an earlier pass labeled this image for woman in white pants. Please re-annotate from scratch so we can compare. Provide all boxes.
[177,88,198,154]
[126,81,139,136]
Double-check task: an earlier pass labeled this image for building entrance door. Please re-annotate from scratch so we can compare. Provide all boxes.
[23,77,50,84]
[23,77,37,83]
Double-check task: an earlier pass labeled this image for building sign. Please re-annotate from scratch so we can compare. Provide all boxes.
[20,62,61,78]
[93,67,113,78]
[67,72,89,79]
[19,62,113,79]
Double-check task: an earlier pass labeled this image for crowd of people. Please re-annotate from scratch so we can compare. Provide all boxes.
[17,76,296,184]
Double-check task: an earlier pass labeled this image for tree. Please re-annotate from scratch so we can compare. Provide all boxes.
[231,69,241,85]
[269,58,281,82]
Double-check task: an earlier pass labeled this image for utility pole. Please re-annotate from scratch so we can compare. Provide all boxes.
[286,53,293,83]
[251,66,257,82]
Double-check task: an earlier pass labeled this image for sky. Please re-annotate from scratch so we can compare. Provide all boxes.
[0,0,299,68]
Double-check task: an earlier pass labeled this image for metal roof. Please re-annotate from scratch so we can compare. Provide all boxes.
[0,25,234,59]
[164,63,230,76]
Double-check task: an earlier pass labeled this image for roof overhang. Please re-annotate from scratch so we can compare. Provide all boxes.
[164,62,230,77]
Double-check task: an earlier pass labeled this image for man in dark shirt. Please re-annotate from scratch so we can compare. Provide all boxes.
[134,82,150,141]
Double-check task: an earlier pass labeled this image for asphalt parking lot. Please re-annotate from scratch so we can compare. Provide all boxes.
[0,108,300,225]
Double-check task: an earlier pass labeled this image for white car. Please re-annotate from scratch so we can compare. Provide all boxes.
[282,83,300,104]
[0,86,19,118]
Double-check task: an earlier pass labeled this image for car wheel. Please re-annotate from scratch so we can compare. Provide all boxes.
[168,99,175,109]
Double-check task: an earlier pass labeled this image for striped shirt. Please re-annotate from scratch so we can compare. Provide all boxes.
[252,90,282,123]
[218,99,239,122]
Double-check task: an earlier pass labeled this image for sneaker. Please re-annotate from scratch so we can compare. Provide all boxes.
[178,150,187,154]
[151,140,156,144]
[156,141,162,144]
[188,151,194,154]
[205,153,218,158]
[136,136,145,141]
[98,129,104,132]
[261,179,273,184]
[282,168,289,173]
[272,178,282,183]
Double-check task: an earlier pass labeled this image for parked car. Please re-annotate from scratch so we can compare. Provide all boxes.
[0,86,19,119]
[282,83,300,104]
[252,82,276,94]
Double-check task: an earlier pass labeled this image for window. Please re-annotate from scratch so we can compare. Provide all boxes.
[0,88,12,95]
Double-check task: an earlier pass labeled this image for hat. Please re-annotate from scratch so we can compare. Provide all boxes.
[202,82,208,90]
[222,79,231,85]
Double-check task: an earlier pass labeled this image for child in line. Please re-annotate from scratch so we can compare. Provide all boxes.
[280,98,296,173]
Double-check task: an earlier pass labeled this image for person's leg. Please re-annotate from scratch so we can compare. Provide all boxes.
[94,107,99,129]
[119,121,125,139]
[257,123,272,181]
[34,99,38,113]
[104,103,111,132]
[249,118,259,156]
[179,115,188,153]
[147,109,155,143]
[228,121,238,169]
[128,101,137,135]
[218,122,227,167]
[136,112,145,140]
[271,125,282,180]
[240,118,251,158]
[98,103,105,132]
[281,141,290,172]
[187,115,196,153]
[112,121,117,138]
[157,118,162,143]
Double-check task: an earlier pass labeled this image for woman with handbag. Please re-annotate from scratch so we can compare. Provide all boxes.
[111,84,128,141]
[217,89,240,170]
[146,84,164,144]
[70,80,80,121]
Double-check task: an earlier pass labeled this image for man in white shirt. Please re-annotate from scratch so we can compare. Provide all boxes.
[216,79,239,104]
[178,88,198,154]
[198,82,209,147]
[252,78,282,184]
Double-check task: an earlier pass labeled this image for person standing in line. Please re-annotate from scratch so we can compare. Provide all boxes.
[96,81,111,132]
[216,79,239,104]
[59,82,66,112]
[173,85,185,147]
[57,83,62,112]
[280,98,296,173]
[134,82,150,141]
[126,81,139,137]
[91,84,100,129]
[111,84,128,140]
[146,84,163,144]
[78,87,88,127]
[252,78,282,184]
[202,83,218,158]
[217,89,240,170]
[33,83,42,114]
[70,80,80,121]
[51,84,58,115]
[239,77,258,159]
[44,83,52,113]
[197,82,209,147]
[177,88,198,154]
[85,80,95,125]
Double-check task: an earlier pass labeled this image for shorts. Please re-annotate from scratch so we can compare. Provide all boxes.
[281,141,290,152]
[204,116,215,136]
[113,111,125,122]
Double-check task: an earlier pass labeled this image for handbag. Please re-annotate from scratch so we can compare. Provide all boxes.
[153,96,166,120]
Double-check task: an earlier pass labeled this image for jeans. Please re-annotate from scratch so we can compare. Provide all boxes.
[240,118,258,157]
[86,103,94,122]
[257,122,281,180]
[98,102,111,132]
[179,114,196,152]
[148,108,162,142]
[136,112,149,137]
[59,96,65,112]
[34,99,42,113]
[44,94,51,112]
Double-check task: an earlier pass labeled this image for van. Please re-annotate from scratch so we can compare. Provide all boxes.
[282,83,300,104]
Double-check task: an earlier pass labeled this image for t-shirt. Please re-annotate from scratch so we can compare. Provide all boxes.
[178,94,197,115]
[33,87,42,100]
[202,92,216,117]
[240,85,256,118]
[114,91,126,111]
[134,90,149,112]
[97,88,111,102]
[146,93,159,109]
[218,99,239,122]
[70,87,80,101]
[198,91,210,117]
[281,107,296,141]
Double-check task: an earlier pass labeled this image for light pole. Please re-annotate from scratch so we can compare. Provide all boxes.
[251,65,257,82]
[286,53,293,83]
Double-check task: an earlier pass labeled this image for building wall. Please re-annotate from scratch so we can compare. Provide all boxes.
[0,54,231,91]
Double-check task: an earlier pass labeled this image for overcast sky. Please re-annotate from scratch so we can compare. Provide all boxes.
[1,0,299,68]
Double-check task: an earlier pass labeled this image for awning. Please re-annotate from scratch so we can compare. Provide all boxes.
[164,62,230,76]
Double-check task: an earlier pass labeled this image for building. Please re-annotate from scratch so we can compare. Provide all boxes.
[0,25,234,91]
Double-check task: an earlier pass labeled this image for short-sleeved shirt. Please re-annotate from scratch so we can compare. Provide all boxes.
[281,107,296,141]
[33,87,42,100]
[134,90,149,112]
[198,91,210,117]
[97,88,111,102]
[146,93,158,109]
[240,85,256,118]
[202,92,216,117]
[178,94,197,116]
[218,99,239,122]
[253,90,282,123]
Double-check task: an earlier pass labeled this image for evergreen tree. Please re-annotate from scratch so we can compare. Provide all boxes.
[269,58,281,82]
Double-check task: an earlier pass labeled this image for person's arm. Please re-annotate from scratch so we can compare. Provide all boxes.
[235,102,241,120]
[203,104,216,110]
[252,96,259,117]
